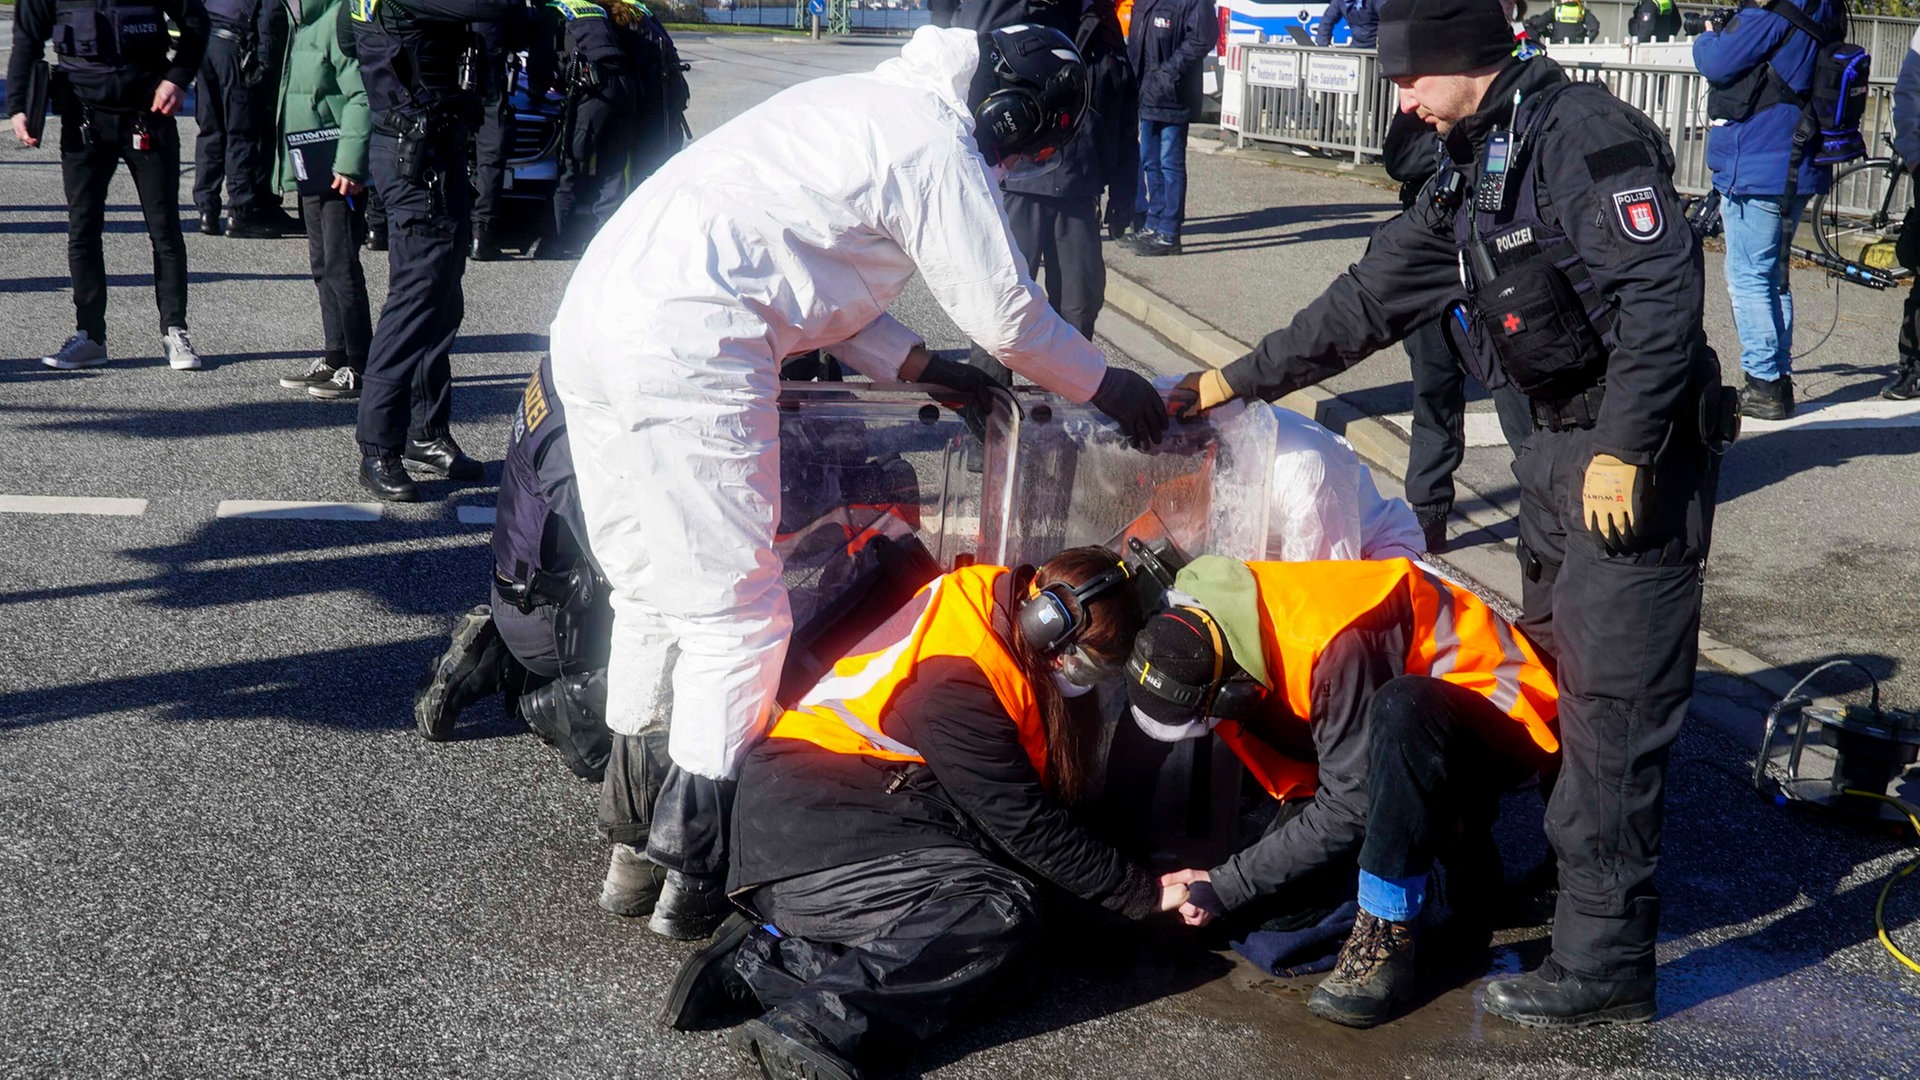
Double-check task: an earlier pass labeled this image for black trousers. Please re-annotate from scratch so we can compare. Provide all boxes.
[300,191,372,367]
[736,846,1040,1062]
[1404,315,1532,515]
[970,192,1104,383]
[59,100,189,342]
[1362,675,1552,883]
[356,130,471,454]
[1512,423,1718,981]
[554,87,637,250]
[599,733,731,876]
[365,184,388,236]
[193,31,272,219]
[471,86,514,234]
[1899,203,1920,367]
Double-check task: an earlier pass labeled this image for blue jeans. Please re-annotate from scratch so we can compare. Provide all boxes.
[1138,119,1189,240]
[1720,192,1810,382]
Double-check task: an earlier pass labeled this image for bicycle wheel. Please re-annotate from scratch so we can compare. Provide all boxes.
[1810,157,1913,274]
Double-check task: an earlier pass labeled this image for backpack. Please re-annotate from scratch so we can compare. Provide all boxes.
[1772,1,1870,164]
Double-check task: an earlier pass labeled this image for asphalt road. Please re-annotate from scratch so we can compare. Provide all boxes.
[2,33,1917,1080]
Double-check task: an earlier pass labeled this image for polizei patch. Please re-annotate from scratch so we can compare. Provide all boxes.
[1610,187,1664,243]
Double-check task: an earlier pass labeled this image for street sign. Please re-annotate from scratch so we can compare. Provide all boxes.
[809,0,824,16]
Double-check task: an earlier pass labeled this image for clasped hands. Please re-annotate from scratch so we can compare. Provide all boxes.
[1155,867,1223,927]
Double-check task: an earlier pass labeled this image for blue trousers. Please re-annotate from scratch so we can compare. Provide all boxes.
[1137,119,1189,240]
[1720,192,1809,382]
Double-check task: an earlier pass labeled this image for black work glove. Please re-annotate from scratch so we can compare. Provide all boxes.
[1089,367,1169,449]
[917,354,999,440]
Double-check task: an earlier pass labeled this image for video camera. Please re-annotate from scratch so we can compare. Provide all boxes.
[1683,4,1745,36]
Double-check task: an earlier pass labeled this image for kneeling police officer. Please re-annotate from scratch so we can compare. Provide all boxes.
[1175,0,1732,1027]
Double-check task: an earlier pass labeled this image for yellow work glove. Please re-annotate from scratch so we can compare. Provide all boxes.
[1581,453,1646,556]
[1168,369,1236,422]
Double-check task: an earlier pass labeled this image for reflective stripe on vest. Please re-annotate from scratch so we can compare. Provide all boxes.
[764,565,1049,779]
[1555,3,1585,23]
[349,0,379,23]
[548,0,609,20]
[1227,559,1559,800]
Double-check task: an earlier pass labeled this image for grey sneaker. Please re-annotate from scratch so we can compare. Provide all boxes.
[163,327,202,371]
[41,331,108,370]
[280,357,337,390]
[308,366,360,400]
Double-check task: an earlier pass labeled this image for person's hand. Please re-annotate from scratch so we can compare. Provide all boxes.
[1162,868,1221,927]
[1089,367,1168,449]
[11,112,37,148]
[332,174,366,196]
[1157,878,1189,913]
[151,80,185,116]
[1167,369,1236,421]
[1581,452,1646,556]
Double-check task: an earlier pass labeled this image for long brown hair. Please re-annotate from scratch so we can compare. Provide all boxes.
[1011,546,1143,805]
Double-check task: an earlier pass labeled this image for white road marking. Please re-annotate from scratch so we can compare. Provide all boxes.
[215,500,384,521]
[1384,412,1512,449]
[457,506,497,525]
[1738,398,1920,433]
[0,495,148,516]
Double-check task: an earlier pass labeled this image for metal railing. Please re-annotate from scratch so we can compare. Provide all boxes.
[1220,42,1901,216]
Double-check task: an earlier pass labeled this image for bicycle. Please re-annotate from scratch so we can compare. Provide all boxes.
[1808,132,1914,282]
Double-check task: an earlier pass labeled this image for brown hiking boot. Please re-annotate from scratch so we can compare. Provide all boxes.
[1306,910,1417,1028]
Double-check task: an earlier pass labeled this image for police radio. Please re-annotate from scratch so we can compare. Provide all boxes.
[1473,89,1528,214]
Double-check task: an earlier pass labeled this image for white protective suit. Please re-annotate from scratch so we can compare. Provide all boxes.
[549,27,1111,779]
[1264,406,1427,563]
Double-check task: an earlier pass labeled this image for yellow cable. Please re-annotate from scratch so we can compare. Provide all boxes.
[1840,789,1920,976]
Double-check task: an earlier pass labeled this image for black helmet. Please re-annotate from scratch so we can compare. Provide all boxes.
[970,24,1090,166]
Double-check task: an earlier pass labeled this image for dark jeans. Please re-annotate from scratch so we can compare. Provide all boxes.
[471,87,514,234]
[970,192,1105,384]
[1513,423,1718,980]
[1899,202,1920,366]
[553,88,638,250]
[1361,675,1552,882]
[736,846,1040,1063]
[355,129,471,454]
[193,30,272,219]
[599,733,731,877]
[1404,314,1532,514]
[59,99,189,342]
[1137,119,1188,239]
[300,191,372,367]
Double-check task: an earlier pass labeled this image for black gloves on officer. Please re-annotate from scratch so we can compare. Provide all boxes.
[1090,367,1169,448]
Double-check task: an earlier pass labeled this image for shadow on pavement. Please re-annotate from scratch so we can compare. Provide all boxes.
[0,270,309,291]
[0,376,523,434]
[1716,425,1920,504]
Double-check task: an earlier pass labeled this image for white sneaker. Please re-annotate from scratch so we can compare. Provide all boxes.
[163,327,203,371]
[41,331,108,370]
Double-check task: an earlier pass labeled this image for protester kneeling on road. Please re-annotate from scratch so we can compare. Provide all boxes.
[1133,555,1559,1029]
[660,548,1187,1080]
[274,0,375,402]
[548,23,1169,946]
[414,356,614,781]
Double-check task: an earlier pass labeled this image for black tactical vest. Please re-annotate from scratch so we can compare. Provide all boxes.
[349,0,476,131]
[51,0,170,80]
[492,356,590,586]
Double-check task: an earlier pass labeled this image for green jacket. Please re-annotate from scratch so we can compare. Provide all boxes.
[274,0,370,192]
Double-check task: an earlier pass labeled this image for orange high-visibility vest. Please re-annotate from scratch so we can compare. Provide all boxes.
[764,565,1048,779]
[1216,559,1559,802]
[1117,0,1134,37]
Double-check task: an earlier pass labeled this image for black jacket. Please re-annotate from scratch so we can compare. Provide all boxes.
[1218,57,1710,467]
[8,0,208,112]
[1205,593,1410,911]
[959,0,1137,203]
[1127,0,1214,124]
[730,658,1159,921]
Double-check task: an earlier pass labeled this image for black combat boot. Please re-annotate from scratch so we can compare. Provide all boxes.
[1484,959,1656,1028]
[515,671,611,781]
[1306,909,1418,1028]
[413,605,508,740]
[359,453,420,502]
[650,869,734,940]
[198,208,221,236]
[1738,372,1794,420]
[1416,507,1450,555]
[727,1015,862,1080]
[469,227,502,262]
[1882,359,1920,401]
[403,435,485,481]
[661,912,759,1030]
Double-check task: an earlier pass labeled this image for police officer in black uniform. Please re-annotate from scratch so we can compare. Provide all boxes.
[1174,0,1731,1027]
[1525,0,1597,44]
[349,0,519,500]
[1629,0,1681,43]
[196,0,294,237]
[415,354,615,781]
[468,6,528,261]
[8,0,208,372]
[525,0,639,257]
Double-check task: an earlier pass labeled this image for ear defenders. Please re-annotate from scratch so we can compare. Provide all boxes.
[1015,560,1132,656]
[1124,606,1268,722]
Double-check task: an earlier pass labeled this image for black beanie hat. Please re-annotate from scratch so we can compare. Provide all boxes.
[1125,608,1227,725]
[1377,0,1517,80]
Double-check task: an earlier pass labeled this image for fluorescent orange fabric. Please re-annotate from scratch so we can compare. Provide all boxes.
[1117,0,1133,37]
[764,565,1048,778]
[1227,558,1560,800]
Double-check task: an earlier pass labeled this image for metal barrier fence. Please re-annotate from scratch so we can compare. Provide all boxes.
[1220,42,1904,217]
